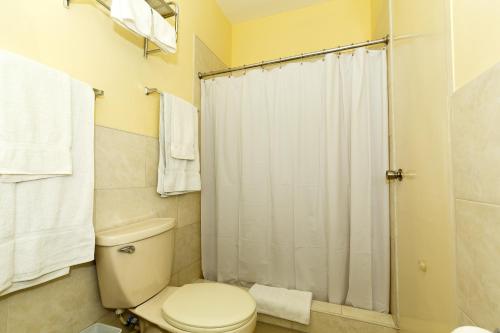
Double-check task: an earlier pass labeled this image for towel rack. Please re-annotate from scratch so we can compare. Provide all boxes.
[144,86,160,95]
[63,0,179,58]
[93,88,104,97]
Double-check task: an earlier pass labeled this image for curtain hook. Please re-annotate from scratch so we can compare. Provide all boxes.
[279,58,282,69]
[300,53,304,65]
[322,49,326,61]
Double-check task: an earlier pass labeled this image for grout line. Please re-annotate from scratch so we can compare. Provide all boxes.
[455,198,500,208]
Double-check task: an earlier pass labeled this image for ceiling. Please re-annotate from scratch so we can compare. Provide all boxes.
[216,0,330,23]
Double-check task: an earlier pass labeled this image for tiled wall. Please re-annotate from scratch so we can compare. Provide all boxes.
[94,125,203,286]
[451,62,500,331]
[0,125,202,333]
[0,36,226,333]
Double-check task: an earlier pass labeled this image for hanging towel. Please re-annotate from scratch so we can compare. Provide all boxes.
[157,93,201,197]
[150,9,177,54]
[0,79,95,295]
[0,50,72,183]
[111,0,152,38]
[170,94,196,160]
[0,183,15,292]
[249,284,313,325]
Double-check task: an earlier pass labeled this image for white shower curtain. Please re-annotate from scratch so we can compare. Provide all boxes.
[201,48,389,313]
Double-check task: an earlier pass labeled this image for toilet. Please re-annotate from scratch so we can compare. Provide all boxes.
[94,218,257,333]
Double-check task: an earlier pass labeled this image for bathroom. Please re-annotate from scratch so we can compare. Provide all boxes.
[0,0,499,332]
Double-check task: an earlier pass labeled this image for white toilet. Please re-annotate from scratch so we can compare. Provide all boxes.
[94,218,257,333]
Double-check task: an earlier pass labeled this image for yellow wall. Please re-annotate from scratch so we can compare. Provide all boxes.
[231,0,372,67]
[371,0,389,39]
[452,0,500,89]
[0,0,231,137]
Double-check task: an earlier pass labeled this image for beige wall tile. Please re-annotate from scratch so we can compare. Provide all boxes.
[173,223,201,274]
[178,260,202,285]
[340,305,395,328]
[145,137,159,188]
[94,187,178,231]
[255,322,299,333]
[95,126,147,190]
[0,297,7,333]
[258,314,294,330]
[169,273,180,287]
[178,192,201,228]
[193,37,227,109]
[455,199,500,331]
[4,264,106,333]
[457,308,476,326]
[451,63,500,205]
[291,311,397,333]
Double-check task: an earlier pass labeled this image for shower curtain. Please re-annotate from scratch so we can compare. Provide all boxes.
[201,48,389,313]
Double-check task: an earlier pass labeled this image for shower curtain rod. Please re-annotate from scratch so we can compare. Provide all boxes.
[198,36,389,79]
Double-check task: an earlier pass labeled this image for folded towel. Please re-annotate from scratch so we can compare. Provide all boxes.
[249,284,313,325]
[150,9,177,54]
[157,93,201,196]
[111,0,152,38]
[170,94,196,160]
[0,79,95,295]
[0,50,72,182]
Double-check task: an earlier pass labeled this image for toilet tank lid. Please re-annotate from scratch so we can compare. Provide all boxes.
[96,218,176,246]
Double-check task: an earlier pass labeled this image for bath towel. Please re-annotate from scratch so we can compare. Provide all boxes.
[0,79,95,295]
[150,8,177,54]
[157,93,201,196]
[0,50,72,182]
[111,0,152,38]
[249,284,313,325]
[170,92,196,160]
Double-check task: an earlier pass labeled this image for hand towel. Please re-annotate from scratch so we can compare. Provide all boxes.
[157,93,201,197]
[151,9,177,54]
[170,94,196,160]
[111,0,152,38]
[0,79,95,295]
[249,284,313,325]
[0,50,72,182]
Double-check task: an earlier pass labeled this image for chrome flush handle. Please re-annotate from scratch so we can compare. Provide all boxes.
[118,245,135,254]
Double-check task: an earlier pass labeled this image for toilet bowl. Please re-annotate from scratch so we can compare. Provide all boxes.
[94,218,256,333]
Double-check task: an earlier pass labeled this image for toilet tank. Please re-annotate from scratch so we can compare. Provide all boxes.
[95,218,176,309]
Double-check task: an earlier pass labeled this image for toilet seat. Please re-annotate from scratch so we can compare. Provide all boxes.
[129,283,257,333]
[161,283,256,333]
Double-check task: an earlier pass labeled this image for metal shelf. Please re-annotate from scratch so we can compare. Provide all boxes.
[63,0,179,58]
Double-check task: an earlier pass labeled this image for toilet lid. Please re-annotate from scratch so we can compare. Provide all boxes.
[162,283,256,333]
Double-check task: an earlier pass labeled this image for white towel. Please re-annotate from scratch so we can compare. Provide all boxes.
[249,284,313,325]
[0,50,72,182]
[111,0,152,38]
[157,93,201,197]
[150,9,177,54]
[0,183,15,292]
[0,79,95,295]
[170,94,196,160]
